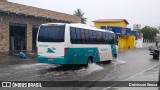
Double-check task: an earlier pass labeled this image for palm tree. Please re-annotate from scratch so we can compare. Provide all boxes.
[73,9,87,24]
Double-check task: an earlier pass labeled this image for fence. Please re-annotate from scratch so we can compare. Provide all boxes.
[142,39,159,48]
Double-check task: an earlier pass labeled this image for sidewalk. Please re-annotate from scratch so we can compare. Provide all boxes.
[105,66,159,90]
[0,52,37,67]
[118,48,148,52]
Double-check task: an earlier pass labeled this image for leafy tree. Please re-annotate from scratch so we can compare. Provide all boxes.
[140,26,159,40]
[73,9,87,24]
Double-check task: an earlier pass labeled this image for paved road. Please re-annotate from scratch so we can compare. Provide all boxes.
[0,48,159,90]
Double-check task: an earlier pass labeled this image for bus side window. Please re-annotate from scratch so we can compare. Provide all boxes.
[95,31,98,44]
[89,30,93,44]
[112,34,115,44]
[70,27,77,44]
[76,28,82,44]
[106,32,109,44]
[102,32,106,44]
[93,31,97,44]
[99,32,103,44]
[85,30,89,44]
[109,34,114,44]
[81,29,85,44]
[81,29,85,34]
[108,34,111,44]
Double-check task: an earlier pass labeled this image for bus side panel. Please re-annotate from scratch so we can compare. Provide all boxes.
[65,48,100,64]
[37,56,67,64]
[98,45,113,61]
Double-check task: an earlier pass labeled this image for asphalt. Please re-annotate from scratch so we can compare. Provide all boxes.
[0,49,159,90]
[104,64,159,90]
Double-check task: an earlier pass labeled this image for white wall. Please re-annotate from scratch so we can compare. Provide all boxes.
[135,38,143,48]
[142,39,159,48]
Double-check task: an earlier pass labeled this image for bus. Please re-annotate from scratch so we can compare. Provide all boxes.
[36,23,118,66]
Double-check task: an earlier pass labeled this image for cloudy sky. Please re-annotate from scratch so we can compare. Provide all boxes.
[8,0,160,28]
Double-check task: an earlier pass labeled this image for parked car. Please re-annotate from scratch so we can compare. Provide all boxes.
[149,46,159,59]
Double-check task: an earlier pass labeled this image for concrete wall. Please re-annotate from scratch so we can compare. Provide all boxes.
[135,38,143,48]
[0,13,9,52]
[0,12,66,52]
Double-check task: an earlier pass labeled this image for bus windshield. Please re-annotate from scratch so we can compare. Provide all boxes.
[38,25,65,42]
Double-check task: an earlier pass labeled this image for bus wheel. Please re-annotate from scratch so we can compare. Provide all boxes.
[85,56,93,68]
[107,60,112,63]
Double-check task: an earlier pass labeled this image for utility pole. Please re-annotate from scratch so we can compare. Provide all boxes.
[156,34,160,85]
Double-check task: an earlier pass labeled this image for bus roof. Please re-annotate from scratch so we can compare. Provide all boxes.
[41,23,114,34]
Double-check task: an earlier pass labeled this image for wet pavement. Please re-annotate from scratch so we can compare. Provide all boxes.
[0,48,159,90]
[104,66,159,90]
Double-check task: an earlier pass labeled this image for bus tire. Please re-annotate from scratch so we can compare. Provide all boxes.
[85,56,93,68]
[107,60,112,63]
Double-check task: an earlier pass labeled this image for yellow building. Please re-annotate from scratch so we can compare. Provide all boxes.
[93,19,128,29]
[118,35,135,49]
[93,19,135,49]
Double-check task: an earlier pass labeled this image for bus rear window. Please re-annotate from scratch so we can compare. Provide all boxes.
[38,25,65,42]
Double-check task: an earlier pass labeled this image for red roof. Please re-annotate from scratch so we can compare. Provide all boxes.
[93,19,129,24]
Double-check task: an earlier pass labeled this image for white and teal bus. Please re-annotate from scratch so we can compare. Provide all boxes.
[36,23,118,66]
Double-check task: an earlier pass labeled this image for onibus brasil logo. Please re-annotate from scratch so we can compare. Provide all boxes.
[2,82,42,87]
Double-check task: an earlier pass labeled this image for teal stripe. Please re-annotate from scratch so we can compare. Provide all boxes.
[110,44,117,58]
[65,48,99,64]
[37,48,100,64]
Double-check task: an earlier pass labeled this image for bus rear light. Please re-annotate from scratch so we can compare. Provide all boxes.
[64,48,69,56]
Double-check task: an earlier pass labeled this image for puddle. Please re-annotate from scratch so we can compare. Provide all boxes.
[86,63,104,73]
[75,63,104,76]
[41,63,104,77]
[14,63,56,70]
[13,63,104,78]
[113,58,126,64]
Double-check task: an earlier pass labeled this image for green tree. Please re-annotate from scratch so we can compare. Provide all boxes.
[140,26,159,40]
[73,9,87,24]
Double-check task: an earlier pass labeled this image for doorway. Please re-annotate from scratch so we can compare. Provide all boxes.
[9,23,27,51]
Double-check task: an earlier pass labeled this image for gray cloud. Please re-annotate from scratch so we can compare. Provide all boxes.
[8,0,160,28]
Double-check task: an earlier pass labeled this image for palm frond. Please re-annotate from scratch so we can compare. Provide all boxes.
[73,9,87,24]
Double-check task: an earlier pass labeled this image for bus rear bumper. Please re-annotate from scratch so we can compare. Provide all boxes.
[37,56,68,64]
